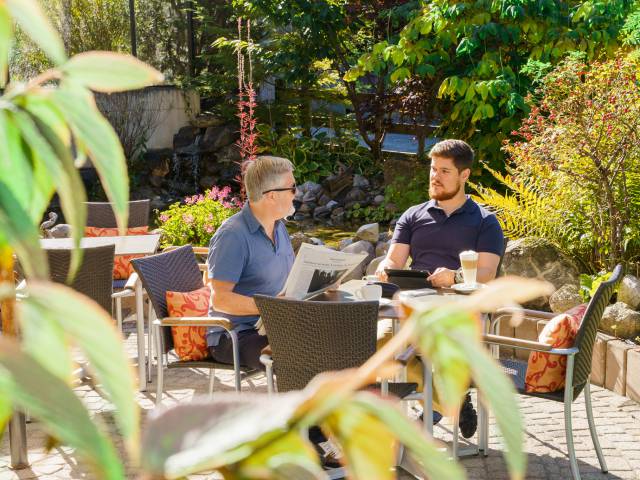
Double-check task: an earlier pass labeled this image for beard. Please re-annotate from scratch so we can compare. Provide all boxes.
[429,181,461,201]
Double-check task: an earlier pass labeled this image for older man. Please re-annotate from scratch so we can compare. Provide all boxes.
[376,139,504,438]
[206,156,296,370]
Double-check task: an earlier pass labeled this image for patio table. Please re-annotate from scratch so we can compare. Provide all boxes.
[40,234,160,390]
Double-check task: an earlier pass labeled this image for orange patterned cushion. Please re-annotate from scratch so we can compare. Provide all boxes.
[84,226,149,279]
[166,286,210,361]
[525,305,587,393]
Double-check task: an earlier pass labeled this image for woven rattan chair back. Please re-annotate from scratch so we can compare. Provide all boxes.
[46,244,115,314]
[130,245,203,352]
[254,295,379,392]
[570,263,623,399]
[85,200,150,228]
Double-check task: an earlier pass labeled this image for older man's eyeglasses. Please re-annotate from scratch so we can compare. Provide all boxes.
[262,185,297,195]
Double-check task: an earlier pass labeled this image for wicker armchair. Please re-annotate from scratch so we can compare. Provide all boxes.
[85,199,150,228]
[484,264,624,480]
[46,244,115,313]
[254,295,416,397]
[131,245,260,404]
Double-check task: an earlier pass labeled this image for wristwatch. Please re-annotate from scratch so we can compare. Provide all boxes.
[454,267,464,284]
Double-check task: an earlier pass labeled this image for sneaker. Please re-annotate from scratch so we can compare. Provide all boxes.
[458,393,477,439]
[418,410,443,425]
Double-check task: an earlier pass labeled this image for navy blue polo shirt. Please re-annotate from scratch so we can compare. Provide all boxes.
[391,197,504,272]
[206,203,294,347]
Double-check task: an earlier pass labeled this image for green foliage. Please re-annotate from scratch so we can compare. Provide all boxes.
[257,124,380,183]
[384,166,430,214]
[579,271,614,301]
[349,0,637,172]
[347,202,393,223]
[0,1,162,476]
[158,187,241,248]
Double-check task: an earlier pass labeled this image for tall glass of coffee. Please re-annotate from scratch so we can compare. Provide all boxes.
[459,250,478,286]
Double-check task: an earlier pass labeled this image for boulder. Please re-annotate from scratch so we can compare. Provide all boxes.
[293,212,310,222]
[326,200,339,210]
[373,194,385,205]
[331,207,345,224]
[317,194,331,206]
[313,205,331,219]
[302,190,318,203]
[355,223,379,243]
[339,238,354,250]
[190,114,225,128]
[345,187,367,203]
[366,255,386,276]
[290,232,313,253]
[309,237,324,246]
[341,240,375,281]
[298,203,314,214]
[549,284,583,313]
[379,231,391,242]
[353,174,370,188]
[173,126,200,150]
[201,125,237,151]
[619,274,640,310]
[501,237,580,310]
[216,143,241,163]
[600,302,640,339]
[375,241,390,258]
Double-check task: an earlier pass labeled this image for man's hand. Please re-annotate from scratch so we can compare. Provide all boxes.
[374,261,389,282]
[427,267,455,288]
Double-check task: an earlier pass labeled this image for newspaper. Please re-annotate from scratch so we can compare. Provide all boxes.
[282,243,368,299]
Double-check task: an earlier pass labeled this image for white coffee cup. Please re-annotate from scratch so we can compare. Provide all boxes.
[355,283,383,301]
[459,250,479,286]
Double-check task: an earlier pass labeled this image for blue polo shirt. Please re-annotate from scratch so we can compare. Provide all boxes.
[206,203,294,347]
[391,197,504,272]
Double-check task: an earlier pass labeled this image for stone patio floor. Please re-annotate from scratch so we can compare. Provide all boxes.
[2,321,640,480]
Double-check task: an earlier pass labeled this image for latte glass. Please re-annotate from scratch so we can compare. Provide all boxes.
[459,250,479,286]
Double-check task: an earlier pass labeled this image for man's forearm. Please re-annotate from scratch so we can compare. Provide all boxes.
[476,266,497,284]
[211,291,259,316]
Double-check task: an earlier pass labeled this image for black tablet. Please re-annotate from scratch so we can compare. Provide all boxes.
[385,268,432,289]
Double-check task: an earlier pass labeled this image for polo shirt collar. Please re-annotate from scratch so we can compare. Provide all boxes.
[427,196,473,215]
[241,202,262,233]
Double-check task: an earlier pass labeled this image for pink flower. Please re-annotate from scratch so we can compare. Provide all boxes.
[207,213,214,221]
[204,224,215,233]
[159,214,169,222]
[182,213,194,224]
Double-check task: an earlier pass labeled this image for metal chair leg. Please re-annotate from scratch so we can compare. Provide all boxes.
[115,296,122,332]
[154,323,164,405]
[9,411,28,469]
[584,381,607,473]
[452,410,460,459]
[229,330,242,392]
[564,355,580,480]
[147,300,154,382]
[208,368,215,397]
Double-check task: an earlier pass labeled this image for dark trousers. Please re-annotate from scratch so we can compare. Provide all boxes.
[208,329,268,371]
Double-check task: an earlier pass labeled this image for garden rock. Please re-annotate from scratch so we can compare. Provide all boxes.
[549,284,583,313]
[376,241,390,257]
[201,125,236,151]
[619,275,640,310]
[600,302,640,339]
[299,203,313,214]
[379,231,391,242]
[318,194,331,206]
[290,232,313,254]
[173,125,200,150]
[293,213,310,222]
[355,223,379,243]
[190,113,225,128]
[313,206,331,219]
[326,200,339,210]
[331,207,345,224]
[216,143,241,163]
[366,256,386,276]
[374,194,385,205]
[353,174,370,188]
[345,188,367,202]
[502,237,580,310]
[339,238,353,250]
[303,191,318,203]
[342,240,375,281]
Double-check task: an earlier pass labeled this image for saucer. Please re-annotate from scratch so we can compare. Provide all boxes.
[451,283,485,294]
[378,297,393,307]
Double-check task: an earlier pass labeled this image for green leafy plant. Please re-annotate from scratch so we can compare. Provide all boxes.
[347,202,393,223]
[0,0,162,477]
[384,166,430,215]
[579,271,614,302]
[257,124,380,184]
[347,0,636,173]
[157,186,241,248]
[141,277,554,480]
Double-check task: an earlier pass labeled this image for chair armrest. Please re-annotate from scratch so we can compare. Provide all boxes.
[160,316,232,329]
[494,307,556,319]
[198,263,207,272]
[111,289,134,298]
[124,272,139,290]
[483,334,579,356]
[192,247,209,255]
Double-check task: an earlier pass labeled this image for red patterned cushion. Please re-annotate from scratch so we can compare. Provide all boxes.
[84,226,149,279]
[524,305,588,393]
[166,286,210,361]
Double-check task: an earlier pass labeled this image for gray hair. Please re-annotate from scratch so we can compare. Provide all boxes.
[244,156,294,202]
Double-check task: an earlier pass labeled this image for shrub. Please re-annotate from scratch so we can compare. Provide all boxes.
[472,52,640,272]
[157,186,241,248]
